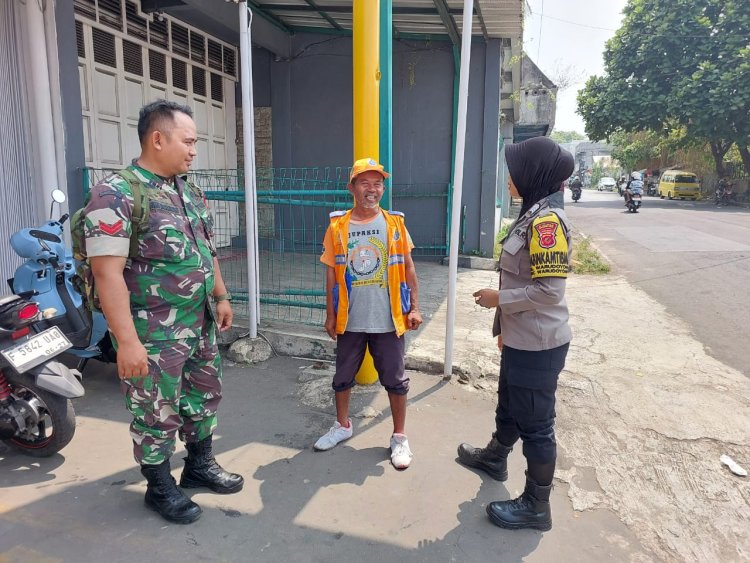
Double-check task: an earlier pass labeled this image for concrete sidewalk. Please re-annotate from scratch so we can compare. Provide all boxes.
[0,357,645,563]
[2,265,749,562]
[193,261,750,561]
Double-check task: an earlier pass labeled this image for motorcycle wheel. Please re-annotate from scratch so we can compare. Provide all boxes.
[3,370,76,457]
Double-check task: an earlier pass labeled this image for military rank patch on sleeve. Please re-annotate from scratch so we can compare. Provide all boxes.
[529,213,569,279]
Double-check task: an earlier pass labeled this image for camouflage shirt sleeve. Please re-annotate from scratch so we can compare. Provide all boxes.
[83,175,134,258]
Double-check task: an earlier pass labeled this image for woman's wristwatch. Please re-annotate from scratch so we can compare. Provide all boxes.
[213,292,232,303]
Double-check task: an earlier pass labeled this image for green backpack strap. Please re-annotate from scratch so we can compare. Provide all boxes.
[116,168,149,258]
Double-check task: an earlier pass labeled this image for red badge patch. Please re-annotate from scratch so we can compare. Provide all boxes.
[534,221,558,249]
[99,220,124,235]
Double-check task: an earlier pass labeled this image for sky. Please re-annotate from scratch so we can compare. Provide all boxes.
[523,0,629,135]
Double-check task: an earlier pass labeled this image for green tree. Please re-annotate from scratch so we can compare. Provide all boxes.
[576,0,750,175]
[550,130,585,144]
[610,131,660,171]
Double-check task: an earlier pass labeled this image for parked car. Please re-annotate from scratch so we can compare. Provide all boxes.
[597,177,617,191]
[658,170,700,200]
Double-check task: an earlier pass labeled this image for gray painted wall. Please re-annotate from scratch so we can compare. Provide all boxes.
[257,34,497,255]
[270,34,354,168]
[461,42,491,254]
[55,0,86,212]
[479,39,502,255]
[236,47,272,110]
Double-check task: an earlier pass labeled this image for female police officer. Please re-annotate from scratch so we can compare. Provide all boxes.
[457,136,574,531]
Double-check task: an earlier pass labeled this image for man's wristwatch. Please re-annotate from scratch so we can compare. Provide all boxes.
[214,293,232,303]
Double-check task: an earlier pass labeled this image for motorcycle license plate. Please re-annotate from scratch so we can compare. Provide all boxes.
[1,327,72,373]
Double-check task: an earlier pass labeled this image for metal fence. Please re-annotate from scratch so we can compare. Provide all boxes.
[83,167,449,326]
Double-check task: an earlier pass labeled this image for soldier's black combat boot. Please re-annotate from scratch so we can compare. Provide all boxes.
[141,460,202,524]
[456,436,513,481]
[486,470,553,531]
[180,436,244,494]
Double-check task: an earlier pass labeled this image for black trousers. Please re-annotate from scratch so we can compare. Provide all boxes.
[494,343,569,464]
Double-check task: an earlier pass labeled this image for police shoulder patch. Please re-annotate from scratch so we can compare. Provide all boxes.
[529,213,568,279]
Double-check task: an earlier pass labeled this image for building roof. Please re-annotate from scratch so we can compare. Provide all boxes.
[247,0,523,42]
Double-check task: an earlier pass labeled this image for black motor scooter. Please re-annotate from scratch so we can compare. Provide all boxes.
[0,294,83,457]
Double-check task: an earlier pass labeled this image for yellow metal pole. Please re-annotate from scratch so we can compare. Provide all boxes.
[353,0,380,385]
[353,0,380,161]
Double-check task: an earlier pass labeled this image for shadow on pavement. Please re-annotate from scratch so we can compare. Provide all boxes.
[1,356,642,562]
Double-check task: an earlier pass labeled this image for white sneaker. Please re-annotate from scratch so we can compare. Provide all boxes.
[314,420,353,451]
[390,433,413,469]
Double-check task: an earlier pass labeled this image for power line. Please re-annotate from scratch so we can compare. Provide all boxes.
[532,0,544,60]
[541,13,618,32]
[531,10,746,38]
[526,3,618,33]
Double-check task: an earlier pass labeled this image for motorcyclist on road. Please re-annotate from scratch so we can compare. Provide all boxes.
[624,172,640,207]
[570,176,582,200]
[716,176,734,206]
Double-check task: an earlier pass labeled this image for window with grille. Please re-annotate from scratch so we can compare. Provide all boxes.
[76,20,85,58]
[171,23,190,59]
[192,67,206,97]
[92,28,117,68]
[223,46,236,77]
[190,31,206,64]
[210,73,223,103]
[126,1,148,43]
[98,0,123,32]
[208,39,223,72]
[74,0,96,21]
[149,18,169,50]
[172,59,187,90]
[123,40,143,76]
[149,49,167,84]
[75,0,239,83]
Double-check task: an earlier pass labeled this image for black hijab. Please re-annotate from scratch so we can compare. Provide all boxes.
[505,136,575,216]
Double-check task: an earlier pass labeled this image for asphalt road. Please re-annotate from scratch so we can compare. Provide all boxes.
[565,188,750,378]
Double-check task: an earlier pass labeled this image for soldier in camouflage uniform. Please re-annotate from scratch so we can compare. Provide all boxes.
[85,100,243,524]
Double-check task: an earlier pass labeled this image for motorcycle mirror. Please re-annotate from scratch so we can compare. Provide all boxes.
[51,189,66,203]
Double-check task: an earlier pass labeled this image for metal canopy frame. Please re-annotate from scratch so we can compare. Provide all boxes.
[247,1,520,42]
[432,0,461,45]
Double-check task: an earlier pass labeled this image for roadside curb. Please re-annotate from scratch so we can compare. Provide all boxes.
[228,321,463,378]
[575,228,614,267]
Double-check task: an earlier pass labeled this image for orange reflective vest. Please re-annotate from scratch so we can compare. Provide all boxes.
[327,208,412,336]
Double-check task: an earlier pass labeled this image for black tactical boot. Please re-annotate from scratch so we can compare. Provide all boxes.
[180,436,244,494]
[141,460,202,524]
[486,473,552,531]
[456,436,513,481]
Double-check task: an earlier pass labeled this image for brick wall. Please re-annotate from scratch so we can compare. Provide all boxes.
[236,107,274,236]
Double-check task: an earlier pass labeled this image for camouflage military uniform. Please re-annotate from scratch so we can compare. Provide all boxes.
[84,164,222,465]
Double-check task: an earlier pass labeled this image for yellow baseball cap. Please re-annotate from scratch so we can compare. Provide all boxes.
[349,157,390,182]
